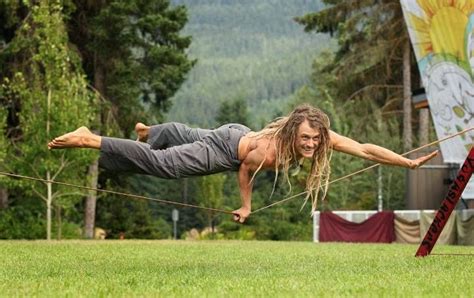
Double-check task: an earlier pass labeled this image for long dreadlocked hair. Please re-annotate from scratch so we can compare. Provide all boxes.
[249,104,332,213]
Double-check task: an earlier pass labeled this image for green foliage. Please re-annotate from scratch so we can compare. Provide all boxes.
[197,174,226,233]
[132,215,172,240]
[3,0,196,239]
[292,49,406,210]
[0,241,473,296]
[0,1,98,239]
[167,0,333,127]
[51,220,82,240]
[94,187,173,240]
[111,174,205,239]
[0,107,6,164]
[295,0,411,110]
[210,170,316,241]
[215,97,250,127]
[210,220,256,240]
[66,0,196,241]
[0,204,45,239]
[0,0,417,239]
[3,1,96,178]
[69,0,195,134]
[290,1,416,210]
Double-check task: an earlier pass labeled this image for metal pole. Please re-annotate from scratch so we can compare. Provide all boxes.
[172,209,179,240]
[173,221,177,240]
[377,167,383,211]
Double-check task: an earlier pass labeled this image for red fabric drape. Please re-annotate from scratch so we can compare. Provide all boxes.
[319,211,395,243]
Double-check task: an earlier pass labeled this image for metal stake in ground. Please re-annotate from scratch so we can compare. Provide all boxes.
[415,147,474,257]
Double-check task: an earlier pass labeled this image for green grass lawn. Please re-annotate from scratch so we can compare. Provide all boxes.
[0,240,472,297]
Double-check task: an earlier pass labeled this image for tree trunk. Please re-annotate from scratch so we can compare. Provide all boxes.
[403,40,413,151]
[56,205,62,240]
[47,171,52,240]
[419,109,429,145]
[84,159,99,238]
[376,111,383,211]
[84,61,104,239]
[182,178,188,203]
[46,90,53,240]
[0,188,8,209]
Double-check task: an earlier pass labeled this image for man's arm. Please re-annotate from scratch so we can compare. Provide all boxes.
[329,130,438,169]
[232,162,253,223]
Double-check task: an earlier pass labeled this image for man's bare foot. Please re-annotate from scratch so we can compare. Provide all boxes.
[48,127,100,149]
[135,122,150,142]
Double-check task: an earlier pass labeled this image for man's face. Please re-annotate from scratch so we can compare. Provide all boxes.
[295,120,320,159]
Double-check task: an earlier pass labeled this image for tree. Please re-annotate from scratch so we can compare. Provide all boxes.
[66,0,195,238]
[290,46,406,210]
[295,1,413,112]
[293,1,424,209]
[166,0,328,128]
[215,97,250,127]
[0,108,6,209]
[68,0,195,133]
[418,109,429,145]
[0,0,28,212]
[403,40,412,151]
[1,1,97,239]
[198,174,226,236]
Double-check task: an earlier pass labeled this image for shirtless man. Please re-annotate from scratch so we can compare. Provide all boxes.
[48,104,437,223]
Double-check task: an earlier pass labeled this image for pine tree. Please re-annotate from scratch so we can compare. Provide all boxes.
[215,98,250,127]
[65,0,195,238]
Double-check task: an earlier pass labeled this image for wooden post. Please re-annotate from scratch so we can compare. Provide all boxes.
[415,148,474,257]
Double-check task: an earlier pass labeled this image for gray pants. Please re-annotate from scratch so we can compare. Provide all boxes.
[99,122,250,179]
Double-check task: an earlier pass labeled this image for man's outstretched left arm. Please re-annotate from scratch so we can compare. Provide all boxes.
[232,162,253,223]
[329,131,438,169]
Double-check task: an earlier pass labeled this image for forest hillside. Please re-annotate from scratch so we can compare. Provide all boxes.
[167,0,332,127]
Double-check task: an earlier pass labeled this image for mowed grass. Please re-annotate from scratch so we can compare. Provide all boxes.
[0,240,473,297]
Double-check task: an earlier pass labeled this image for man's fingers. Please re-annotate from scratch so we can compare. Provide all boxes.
[426,150,438,159]
[422,150,439,163]
[415,150,439,168]
[231,213,246,223]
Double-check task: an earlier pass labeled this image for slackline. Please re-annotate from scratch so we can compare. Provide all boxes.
[0,126,472,215]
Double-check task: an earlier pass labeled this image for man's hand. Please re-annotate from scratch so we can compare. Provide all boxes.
[232,207,251,224]
[408,150,439,169]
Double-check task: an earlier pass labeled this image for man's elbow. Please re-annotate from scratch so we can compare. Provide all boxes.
[359,144,374,160]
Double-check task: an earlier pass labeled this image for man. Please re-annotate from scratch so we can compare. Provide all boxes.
[48,104,437,223]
